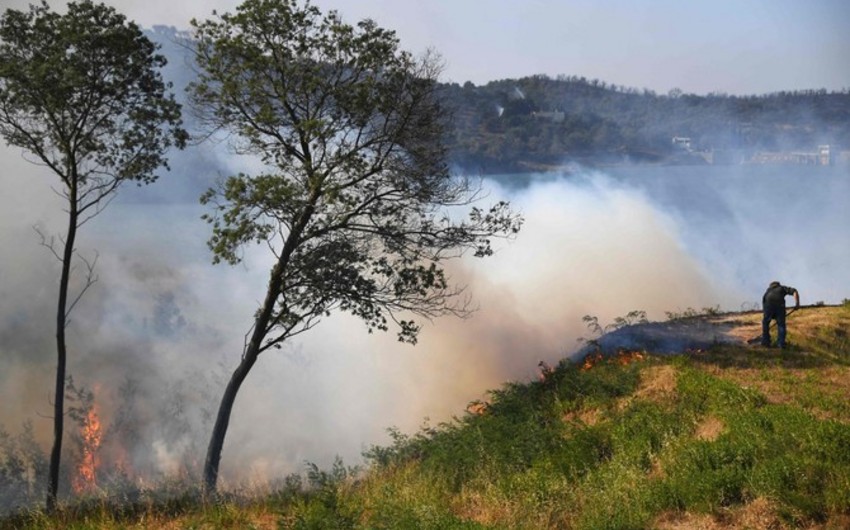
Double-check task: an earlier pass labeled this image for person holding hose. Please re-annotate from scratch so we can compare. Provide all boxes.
[761,281,800,349]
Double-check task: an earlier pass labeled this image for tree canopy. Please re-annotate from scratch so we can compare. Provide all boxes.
[0,0,187,204]
[0,0,186,509]
[439,75,850,172]
[189,0,521,492]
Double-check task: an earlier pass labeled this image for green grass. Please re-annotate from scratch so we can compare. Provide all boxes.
[4,305,850,529]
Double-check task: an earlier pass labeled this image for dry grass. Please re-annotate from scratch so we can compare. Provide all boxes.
[689,305,850,422]
[563,406,603,426]
[612,363,678,414]
[709,365,850,422]
[656,497,850,530]
[451,487,519,527]
[156,517,273,530]
[694,416,725,442]
[655,497,790,530]
[634,364,678,402]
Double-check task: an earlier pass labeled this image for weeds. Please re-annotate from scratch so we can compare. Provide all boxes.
[5,305,850,529]
[664,305,722,321]
[0,422,46,513]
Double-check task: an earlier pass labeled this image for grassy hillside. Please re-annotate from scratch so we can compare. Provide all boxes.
[4,303,850,529]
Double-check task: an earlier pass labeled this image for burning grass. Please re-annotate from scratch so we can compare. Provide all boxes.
[4,304,850,528]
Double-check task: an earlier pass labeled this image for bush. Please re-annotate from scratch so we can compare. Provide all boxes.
[0,422,46,513]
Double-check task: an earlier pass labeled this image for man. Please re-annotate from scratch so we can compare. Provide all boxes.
[761,281,800,349]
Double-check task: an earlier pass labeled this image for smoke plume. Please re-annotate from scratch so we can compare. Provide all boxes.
[2,128,848,497]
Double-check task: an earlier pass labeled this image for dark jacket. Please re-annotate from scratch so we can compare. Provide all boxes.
[763,283,797,311]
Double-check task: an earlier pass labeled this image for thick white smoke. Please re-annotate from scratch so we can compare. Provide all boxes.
[1,139,847,491]
[195,171,739,482]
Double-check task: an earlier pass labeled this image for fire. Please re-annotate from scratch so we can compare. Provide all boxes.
[581,349,646,371]
[73,402,103,494]
[465,399,489,415]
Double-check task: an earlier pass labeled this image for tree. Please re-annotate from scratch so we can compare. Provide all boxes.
[0,1,186,509]
[189,0,522,494]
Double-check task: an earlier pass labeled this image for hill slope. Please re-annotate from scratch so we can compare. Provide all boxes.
[287,304,850,529]
[4,304,849,529]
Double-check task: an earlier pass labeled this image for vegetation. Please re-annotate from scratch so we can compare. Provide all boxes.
[0,0,186,509]
[664,306,723,321]
[439,75,850,172]
[1,0,848,526]
[188,0,521,494]
[3,304,849,529]
[143,25,850,175]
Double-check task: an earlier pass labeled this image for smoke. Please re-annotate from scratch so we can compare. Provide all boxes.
[596,165,850,305]
[1,118,848,501]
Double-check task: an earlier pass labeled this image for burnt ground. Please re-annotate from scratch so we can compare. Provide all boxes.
[575,304,840,357]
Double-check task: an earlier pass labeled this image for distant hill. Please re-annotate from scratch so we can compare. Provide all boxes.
[439,75,850,174]
[143,27,850,179]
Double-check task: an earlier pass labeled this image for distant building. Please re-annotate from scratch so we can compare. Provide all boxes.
[672,136,692,151]
[750,145,833,166]
[532,110,565,123]
[704,149,748,165]
[818,145,833,166]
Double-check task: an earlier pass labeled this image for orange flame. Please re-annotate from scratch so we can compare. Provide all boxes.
[73,403,103,494]
[581,349,646,371]
[465,399,489,415]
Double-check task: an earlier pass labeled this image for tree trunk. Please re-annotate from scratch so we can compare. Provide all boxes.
[202,260,284,496]
[202,350,258,495]
[202,190,318,496]
[46,189,78,512]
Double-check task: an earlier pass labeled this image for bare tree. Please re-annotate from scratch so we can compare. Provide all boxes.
[189,0,522,494]
[0,1,186,509]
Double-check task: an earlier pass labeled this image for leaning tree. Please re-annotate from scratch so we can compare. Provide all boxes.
[190,0,522,494]
[0,1,186,509]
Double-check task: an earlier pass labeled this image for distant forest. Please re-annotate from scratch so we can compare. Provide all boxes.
[146,27,850,175]
[439,75,850,173]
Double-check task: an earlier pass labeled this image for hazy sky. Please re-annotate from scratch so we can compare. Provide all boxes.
[1,0,848,95]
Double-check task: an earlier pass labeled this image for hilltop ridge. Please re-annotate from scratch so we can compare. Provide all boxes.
[341,303,850,529]
[579,304,847,356]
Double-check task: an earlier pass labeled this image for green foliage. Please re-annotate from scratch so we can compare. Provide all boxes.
[0,422,47,512]
[0,0,187,191]
[191,0,522,347]
[358,352,850,528]
[650,366,850,522]
[288,459,361,529]
[9,348,850,528]
[675,368,768,414]
[191,0,522,494]
[364,360,642,497]
[440,75,850,172]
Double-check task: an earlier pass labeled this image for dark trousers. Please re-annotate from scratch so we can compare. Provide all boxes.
[761,306,787,347]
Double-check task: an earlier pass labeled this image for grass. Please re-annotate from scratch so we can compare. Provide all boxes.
[3,304,850,529]
[2,492,282,530]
